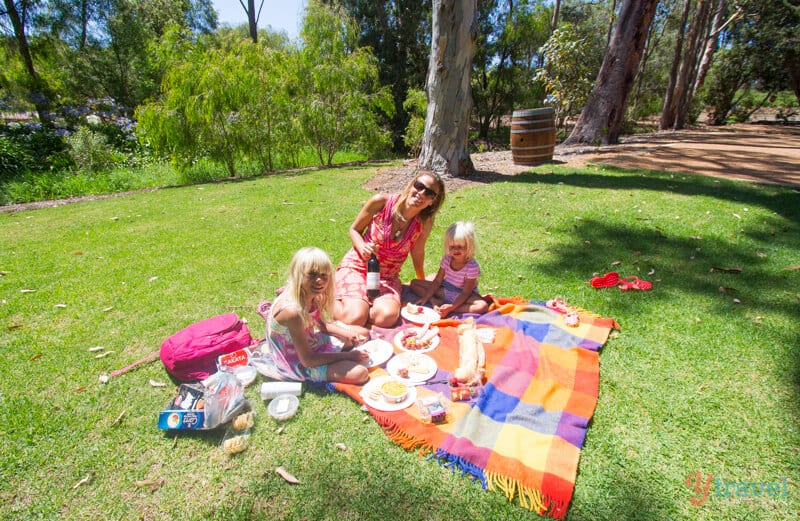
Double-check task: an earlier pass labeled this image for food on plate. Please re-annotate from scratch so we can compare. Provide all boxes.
[399,324,439,350]
[405,303,425,315]
[380,379,409,403]
[454,318,485,385]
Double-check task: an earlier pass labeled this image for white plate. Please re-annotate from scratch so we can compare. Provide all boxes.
[401,305,440,324]
[393,328,440,354]
[354,339,394,367]
[386,352,438,384]
[359,376,418,412]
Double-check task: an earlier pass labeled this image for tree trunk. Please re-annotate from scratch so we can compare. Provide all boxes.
[673,0,710,129]
[551,0,561,32]
[418,0,477,177]
[242,0,262,43]
[3,0,50,123]
[693,0,727,95]
[563,0,659,146]
[660,0,692,130]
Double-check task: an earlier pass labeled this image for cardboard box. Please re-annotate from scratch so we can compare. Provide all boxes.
[158,383,206,430]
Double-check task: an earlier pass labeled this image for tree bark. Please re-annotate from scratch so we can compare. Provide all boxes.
[563,0,659,146]
[660,0,692,130]
[239,0,263,42]
[418,0,477,177]
[673,0,710,129]
[693,0,727,95]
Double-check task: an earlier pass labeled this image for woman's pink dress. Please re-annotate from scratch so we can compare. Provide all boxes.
[335,193,422,302]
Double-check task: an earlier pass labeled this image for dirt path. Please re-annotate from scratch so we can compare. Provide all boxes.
[365,123,800,194]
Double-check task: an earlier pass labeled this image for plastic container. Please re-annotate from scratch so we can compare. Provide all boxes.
[231,365,257,387]
[261,381,303,400]
[267,394,299,421]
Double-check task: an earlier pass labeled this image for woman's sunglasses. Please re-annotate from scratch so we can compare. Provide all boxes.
[413,179,439,199]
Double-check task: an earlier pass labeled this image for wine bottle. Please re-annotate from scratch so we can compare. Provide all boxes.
[366,253,380,300]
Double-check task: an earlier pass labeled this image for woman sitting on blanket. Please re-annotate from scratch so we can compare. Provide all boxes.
[410,221,489,317]
[261,247,370,384]
[333,171,446,328]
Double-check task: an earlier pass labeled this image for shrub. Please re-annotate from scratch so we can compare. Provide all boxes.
[67,127,124,173]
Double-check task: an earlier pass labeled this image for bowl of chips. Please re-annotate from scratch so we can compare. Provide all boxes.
[380,379,409,404]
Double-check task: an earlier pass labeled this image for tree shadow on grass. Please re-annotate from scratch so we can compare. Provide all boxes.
[497,167,800,224]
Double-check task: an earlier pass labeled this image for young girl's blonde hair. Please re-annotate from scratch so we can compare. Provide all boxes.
[444,221,476,261]
[283,247,334,325]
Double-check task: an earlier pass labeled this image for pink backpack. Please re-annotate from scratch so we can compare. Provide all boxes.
[160,313,253,382]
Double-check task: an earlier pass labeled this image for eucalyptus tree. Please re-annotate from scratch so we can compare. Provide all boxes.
[564,0,659,145]
[418,0,477,177]
[294,0,394,166]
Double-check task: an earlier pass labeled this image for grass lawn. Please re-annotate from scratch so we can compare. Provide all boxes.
[1,163,797,520]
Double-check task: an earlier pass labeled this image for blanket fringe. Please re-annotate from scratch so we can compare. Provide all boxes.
[371,414,435,455]
[485,470,568,519]
[431,449,487,487]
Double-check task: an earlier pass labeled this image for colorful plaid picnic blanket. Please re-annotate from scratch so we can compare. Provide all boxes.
[332,298,619,518]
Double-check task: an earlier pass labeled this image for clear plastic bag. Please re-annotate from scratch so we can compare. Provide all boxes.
[201,371,247,429]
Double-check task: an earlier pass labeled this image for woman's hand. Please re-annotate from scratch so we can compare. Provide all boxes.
[359,241,377,262]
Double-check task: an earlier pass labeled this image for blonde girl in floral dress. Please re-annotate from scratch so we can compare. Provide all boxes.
[334,171,446,328]
[263,247,370,384]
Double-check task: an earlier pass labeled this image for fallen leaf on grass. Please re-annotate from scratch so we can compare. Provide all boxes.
[73,385,88,393]
[695,317,702,324]
[20,288,36,293]
[784,266,800,271]
[336,443,347,451]
[276,425,285,434]
[73,474,92,489]
[133,478,165,493]
[102,306,114,312]
[94,351,114,359]
[30,353,43,361]
[111,410,127,427]
[88,346,104,352]
[8,323,22,330]
[149,379,167,387]
[732,298,741,304]
[0,270,9,276]
[148,276,158,282]
[276,466,300,484]
[611,261,621,266]
[710,266,742,273]
[718,286,737,293]
[54,303,67,308]
[753,316,763,324]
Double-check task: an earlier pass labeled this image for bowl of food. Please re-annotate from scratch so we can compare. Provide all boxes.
[380,379,409,404]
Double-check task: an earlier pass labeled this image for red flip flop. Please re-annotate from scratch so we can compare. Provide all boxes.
[619,276,652,291]
[590,271,621,288]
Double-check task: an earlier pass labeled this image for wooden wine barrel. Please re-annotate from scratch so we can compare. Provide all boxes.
[510,108,556,165]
